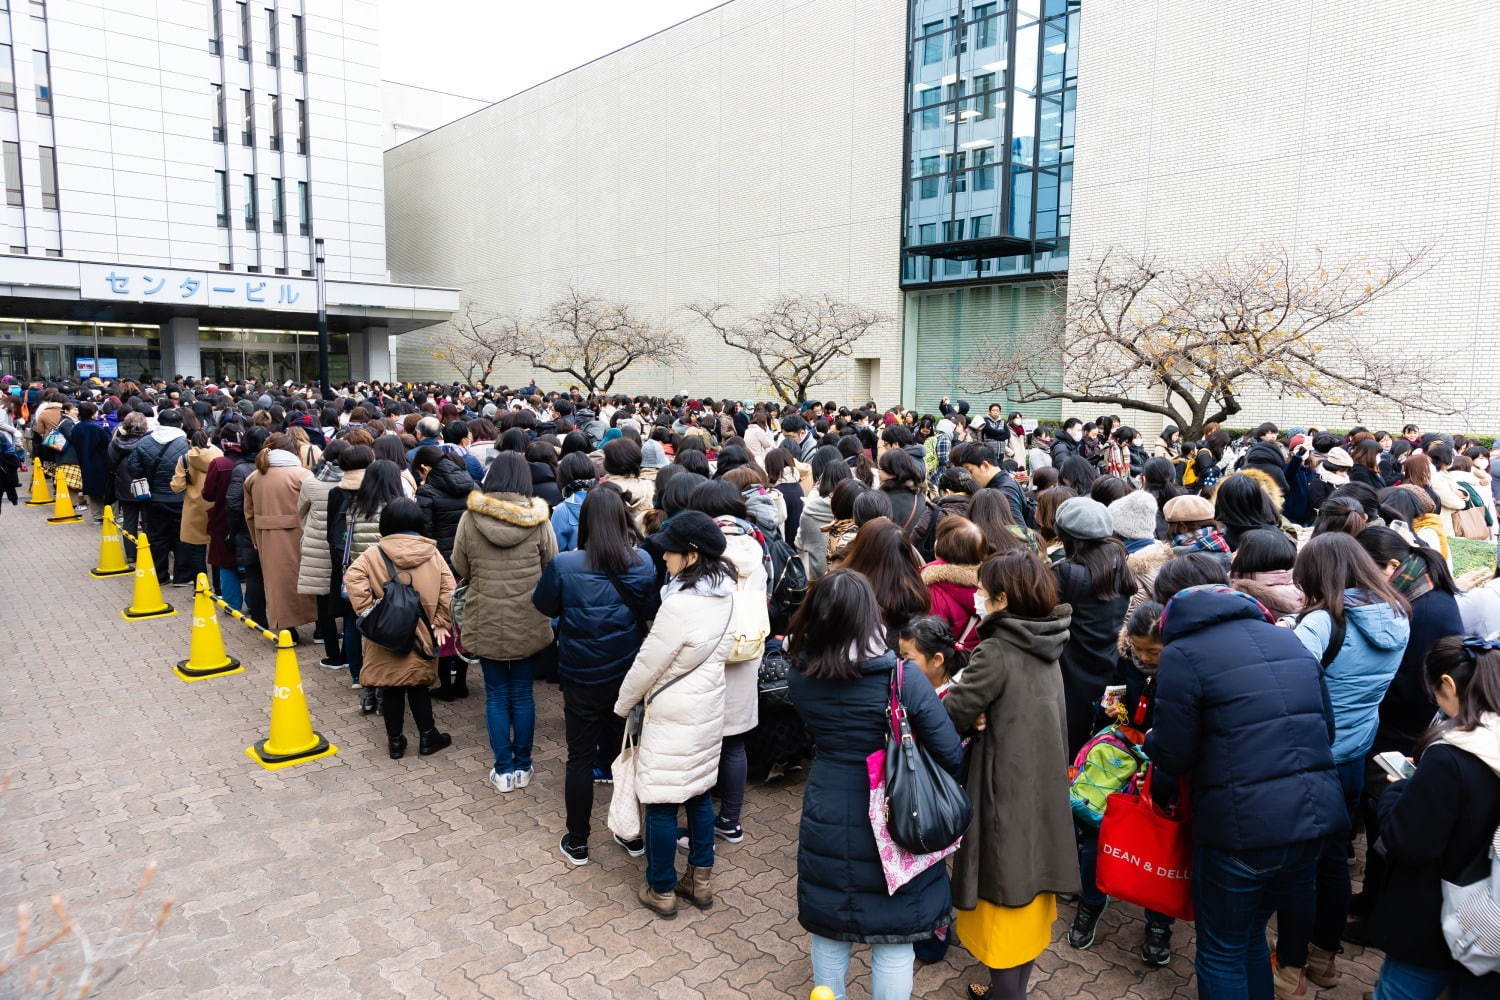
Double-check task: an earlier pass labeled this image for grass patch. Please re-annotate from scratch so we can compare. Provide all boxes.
[1452,537,1498,578]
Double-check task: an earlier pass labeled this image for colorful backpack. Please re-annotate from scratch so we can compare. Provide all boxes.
[1068,724,1148,827]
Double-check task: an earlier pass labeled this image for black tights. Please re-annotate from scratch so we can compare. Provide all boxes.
[382,685,434,739]
[988,961,1033,1000]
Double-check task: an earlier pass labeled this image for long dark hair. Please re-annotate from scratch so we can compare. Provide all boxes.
[1215,474,1280,534]
[1142,457,1184,508]
[968,487,1028,555]
[558,452,597,497]
[786,569,887,681]
[577,484,639,575]
[353,459,404,519]
[1294,532,1410,626]
[1417,637,1500,756]
[1355,525,1457,595]
[1058,531,1136,602]
[840,517,929,636]
[1057,456,1096,496]
[372,434,408,470]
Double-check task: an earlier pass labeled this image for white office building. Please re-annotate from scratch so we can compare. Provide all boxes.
[0,0,455,385]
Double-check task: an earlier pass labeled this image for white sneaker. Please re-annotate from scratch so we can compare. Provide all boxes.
[512,768,533,789]
[488,768,514,794]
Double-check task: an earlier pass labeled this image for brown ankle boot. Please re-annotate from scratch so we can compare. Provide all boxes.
[1305,944,1341,988]
[674,864,714,910]
[1271,962,1309,1000]
[638,882,677,919]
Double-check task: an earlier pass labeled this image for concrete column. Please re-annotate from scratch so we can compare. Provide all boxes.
[360,325,391,383]
[158,316,201,379]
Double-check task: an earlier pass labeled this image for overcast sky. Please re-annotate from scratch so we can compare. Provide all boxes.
[379,0,724,102]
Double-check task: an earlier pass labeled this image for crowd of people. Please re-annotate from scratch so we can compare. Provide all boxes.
[4,371,1500,1000]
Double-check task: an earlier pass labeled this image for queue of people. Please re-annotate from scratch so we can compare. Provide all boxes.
[6,371,1500,1000]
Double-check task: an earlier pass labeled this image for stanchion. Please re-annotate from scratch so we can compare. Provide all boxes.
[24,463,52,506]
[174,574,243,682]
[90,504,134,577]
[46,478,84,524]
[120,529,176,620]
[246,630,338,770]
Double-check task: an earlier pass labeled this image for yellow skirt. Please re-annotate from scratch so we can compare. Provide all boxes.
[954,893,1058,970]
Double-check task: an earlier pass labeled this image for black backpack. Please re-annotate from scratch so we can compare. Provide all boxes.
[357,546,436,656]
[764,532,808,634]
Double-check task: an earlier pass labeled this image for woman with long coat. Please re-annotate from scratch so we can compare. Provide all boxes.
[787,569,964,1000]
[69,402,113,516]
[170,431,224,561]
[243,436,317,634]
[614,511,737,918]
[297,439,346,667]
[451,453,558,794]
[944,551,1081,998]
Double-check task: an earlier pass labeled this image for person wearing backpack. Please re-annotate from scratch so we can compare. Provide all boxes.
[1367,636,1500,1000]
[1068,602,1177,966]
[343,498,456,760]
[880,449,941,562]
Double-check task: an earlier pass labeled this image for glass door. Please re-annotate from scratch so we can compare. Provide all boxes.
[30,344,62,380]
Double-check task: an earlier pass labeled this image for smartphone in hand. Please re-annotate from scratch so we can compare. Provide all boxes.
[1374,751,1416,781]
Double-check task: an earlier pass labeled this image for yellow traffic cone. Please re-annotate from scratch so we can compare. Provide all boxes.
[174,574,243,682]
[90,505,134,577]
[811,988,837,1000]
[46,478,83,524]
[24,463,52,506]
[120,530,176,620]
[245,630,338,770]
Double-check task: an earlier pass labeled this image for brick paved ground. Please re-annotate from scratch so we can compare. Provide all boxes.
[1,495,1386,999]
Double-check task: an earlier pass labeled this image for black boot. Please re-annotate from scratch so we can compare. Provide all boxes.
[419,729,452,756]
[388,734,407,759]
[431,657,459,701]
[360,688,378,715]
[451,658,469,699]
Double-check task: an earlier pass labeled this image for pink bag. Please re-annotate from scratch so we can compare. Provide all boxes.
[866,747,962,895]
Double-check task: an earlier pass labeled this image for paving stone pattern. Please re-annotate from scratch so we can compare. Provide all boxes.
[1,499,1387,999]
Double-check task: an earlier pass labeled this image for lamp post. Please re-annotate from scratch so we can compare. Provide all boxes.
[314,237,330,399]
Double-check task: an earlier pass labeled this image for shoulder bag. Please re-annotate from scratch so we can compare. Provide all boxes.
[1454,481,1493,540]
[883,658,973,855]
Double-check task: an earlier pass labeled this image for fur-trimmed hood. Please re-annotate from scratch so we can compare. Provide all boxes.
[464,491,551,547]
[920,560,980,589]
[1233,466,1286,512]
[1125,539,1173,579]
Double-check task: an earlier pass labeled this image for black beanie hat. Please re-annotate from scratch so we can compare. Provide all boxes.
[658,510,727,558]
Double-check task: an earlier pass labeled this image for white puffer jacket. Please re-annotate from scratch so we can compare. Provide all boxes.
[614,576,735,804]
[719,519,769,737]
[296,472,340,595]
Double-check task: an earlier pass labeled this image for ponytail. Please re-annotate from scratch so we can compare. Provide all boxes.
[1355,525,1457,596]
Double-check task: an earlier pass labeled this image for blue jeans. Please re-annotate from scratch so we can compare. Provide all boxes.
[1193,839,1321,1000]
[215,567,243,611]
[1076,820,1174,928]
[480,655,538,773]
[809,935,914,1000]
[644,791,714,892]
[342,604,363,684]
[1373,956,1498,1000]
[1276,758,1363,966]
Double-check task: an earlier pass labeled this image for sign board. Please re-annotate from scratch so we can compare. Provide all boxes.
[1021,418,1038,433]
[97,358,119,378]
[75,357,96,376]
[78,263,316,313]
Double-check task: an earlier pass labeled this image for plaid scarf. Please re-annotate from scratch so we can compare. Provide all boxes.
[1173,526,1230,554]
[1390,552,1434,603]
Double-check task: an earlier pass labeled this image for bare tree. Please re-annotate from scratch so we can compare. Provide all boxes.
[687,294,889,405]
[490,287,685,395]
[968,247,1449,440]
[424,302,515,387]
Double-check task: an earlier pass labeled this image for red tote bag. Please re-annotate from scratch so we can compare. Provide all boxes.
[1095,767,1195,921]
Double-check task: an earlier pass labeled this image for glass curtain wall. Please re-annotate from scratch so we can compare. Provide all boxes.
[902,0,1079,287]
[199,328,349,383]
[0,320,162,381]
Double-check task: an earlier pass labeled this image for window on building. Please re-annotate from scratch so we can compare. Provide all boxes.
[243,173,257,229]
[241,88,254,145]
[917,223,936,246]
[265,8,278,66]
[215,169,229,227]
[38,145,57,210]
[972,72,996,120]
[3,141,22,207]
[918,155,940,199]
[9,245,26,254]
[211,83,226,142]
[292,14,305,71]
[942,219,965,242]
[268,93,281,150]
[918,87,941,130]
[297,179,310,235]
[972,2,998,49]
[972,146,996,190]
[971,214,993,239]
[29,0,44,18]
[920,21,943,64]
[0,45,14,111]
[945,151,967,193]
[295,97,307,154]
[246,264,261,273]
[44,247,60,257]
[237,2,250,60]
[219,263,232,271]
[209,0,222,54]
[34,50,51,116]
[271,176,284,233]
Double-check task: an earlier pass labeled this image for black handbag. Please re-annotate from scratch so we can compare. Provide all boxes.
[884,659,972,855]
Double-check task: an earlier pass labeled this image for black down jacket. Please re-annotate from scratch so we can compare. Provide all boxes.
[787,649,964,943]
[417,458,477,565]
[1145,586,1347,851]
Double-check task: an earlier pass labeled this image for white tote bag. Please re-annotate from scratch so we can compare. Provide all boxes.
[607,726,642,842]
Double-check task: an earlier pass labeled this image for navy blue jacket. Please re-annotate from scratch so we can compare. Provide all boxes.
[1145,586,1347,851]
[531,547,658,686]
[125,428,190,505]
[789,651,963,943]
[1373,588,1463,755]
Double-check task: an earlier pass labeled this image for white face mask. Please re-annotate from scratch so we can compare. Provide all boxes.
[973,590,990,619]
